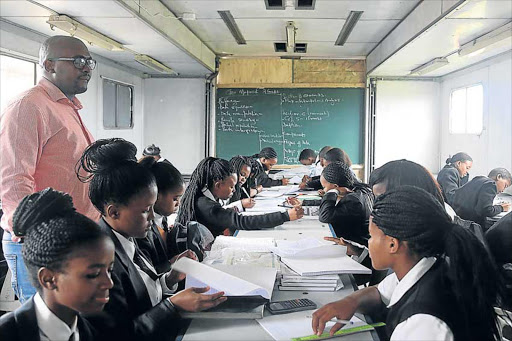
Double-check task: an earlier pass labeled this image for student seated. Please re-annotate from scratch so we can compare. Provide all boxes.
[77,138,226,341]
[300,146,335,190]
[486,213,512,309]
[298,148,317,166]
[250,147,289,187]
[176,157,303,237]
[437,152,473,205]
[451,167,511,229]
[137,157,186,271]
[312,186,503,341]
[0,188,115,341]
[318,161,373,247]
[226,156,256,211]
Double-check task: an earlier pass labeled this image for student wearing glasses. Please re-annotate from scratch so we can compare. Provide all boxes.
[0,35,100,303]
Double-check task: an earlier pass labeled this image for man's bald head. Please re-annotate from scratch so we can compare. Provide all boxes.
[40,36,93,97]
[39,36,89,66]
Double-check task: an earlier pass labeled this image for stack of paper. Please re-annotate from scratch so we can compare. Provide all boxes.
[280,254,371,276]
[211,236,276,253]
[278,263,343,291]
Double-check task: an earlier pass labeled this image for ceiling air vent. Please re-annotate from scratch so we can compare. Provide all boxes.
[295,0,315,10]
[274,42,287,52]
[265,0,285,10]
[294,43,307,53]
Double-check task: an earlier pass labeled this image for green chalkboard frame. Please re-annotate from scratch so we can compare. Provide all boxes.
[215,88,365,164]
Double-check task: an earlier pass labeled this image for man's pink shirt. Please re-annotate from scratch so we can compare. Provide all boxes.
[0,78,100,239]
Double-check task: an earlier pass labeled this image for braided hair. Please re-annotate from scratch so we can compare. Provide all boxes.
[445,152,472,165]
[12,188,108,290]
[229,155,252,202]
[372,186,502,340]
[76,138,156,214]
[252,147,278,160]
[177,157,232,225]
[139,156,184,194]
[322,162,373,208]
[369,159,444,204]
[324,148,352,167]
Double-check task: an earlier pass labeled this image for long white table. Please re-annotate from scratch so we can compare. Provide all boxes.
[182,189,377,341]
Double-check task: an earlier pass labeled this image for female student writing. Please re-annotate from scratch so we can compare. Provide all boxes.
[318,161,373,247]
[437,152,473,204]
[312,186,503,340]
[227,155,256,210]
[77,138,226,341]
[451,167,511,229]
[250,147,289,187]
[176,157,303,237]
[0,188,114,341]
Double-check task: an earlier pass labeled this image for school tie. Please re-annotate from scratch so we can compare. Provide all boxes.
[133,245,160,281]
[161,216,169,232]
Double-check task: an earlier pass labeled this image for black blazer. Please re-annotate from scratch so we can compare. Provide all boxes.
[306,175,322,190]
[437,165,463,205]
[252,159,282,188]
[87,218,181,341]
[486,213,512,265]
[195,194,289,237]
[451,176,503,229]
[136,221,173,274]
[0,297,96,341]
[318,189,373,246]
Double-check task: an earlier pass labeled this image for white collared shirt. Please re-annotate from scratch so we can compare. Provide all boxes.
[202,188,243,213]
[112,230,173,306]
[377,257,454,340]
[34,293,79,341]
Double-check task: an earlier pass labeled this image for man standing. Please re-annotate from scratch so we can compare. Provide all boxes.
[0,36,100,302]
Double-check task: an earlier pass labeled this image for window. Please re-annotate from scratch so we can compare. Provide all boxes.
[0,55,37,113]
[449,84,483,134]
[103,78,133,129]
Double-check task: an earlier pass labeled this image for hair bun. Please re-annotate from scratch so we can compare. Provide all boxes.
[12,188,75,237]
[78,138,137,180]
[445,156,452,164]
[139,155,158,169]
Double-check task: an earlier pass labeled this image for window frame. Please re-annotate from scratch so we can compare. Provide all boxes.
[102,76,134,130]
[449,83,484,135]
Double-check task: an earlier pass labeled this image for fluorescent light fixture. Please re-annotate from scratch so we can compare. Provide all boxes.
[335,11,363,46]
[134,55,177,75]
[410,58,449,75]
[218,11,246,45]
[47,15,125,51]
[286,21,296,49]
[458,22,512,57]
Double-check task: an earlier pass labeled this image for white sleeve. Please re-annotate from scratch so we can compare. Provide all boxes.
[377,273,398,306]
[391,314,454,341]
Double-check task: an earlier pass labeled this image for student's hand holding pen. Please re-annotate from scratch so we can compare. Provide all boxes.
[302,175,311,183]
[170,286,227,312]
[287,206,304,221]
[241,198,256,208]
[299,181,308,189]
[281,178,290,185]
[286,196,301,207]
[323,237,363,257]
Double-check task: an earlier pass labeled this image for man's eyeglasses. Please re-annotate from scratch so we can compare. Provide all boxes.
[47,57,97,70]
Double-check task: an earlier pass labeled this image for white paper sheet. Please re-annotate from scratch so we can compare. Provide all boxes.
[211,236,276,252]
[174,258,277,299]
[257,310,365,341]
[280,254,371,276]
[272,239,347,258]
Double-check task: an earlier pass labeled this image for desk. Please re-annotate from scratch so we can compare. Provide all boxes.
[489,193,512,225]
[183,188,377,340]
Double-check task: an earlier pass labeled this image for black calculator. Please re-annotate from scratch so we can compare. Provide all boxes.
[267,298,317,314]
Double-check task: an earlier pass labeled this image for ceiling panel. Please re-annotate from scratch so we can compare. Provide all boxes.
[163,0,419,20]
[447,1,512,19]
[0,0,53,17]
[36,1,133,18]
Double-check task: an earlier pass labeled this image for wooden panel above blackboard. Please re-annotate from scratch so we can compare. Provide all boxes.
[215,88,365,164]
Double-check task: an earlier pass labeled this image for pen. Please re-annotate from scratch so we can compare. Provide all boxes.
[242,187,250,198]
[306,316,354,325]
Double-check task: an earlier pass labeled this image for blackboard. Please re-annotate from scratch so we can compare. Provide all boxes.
[215,88,365,164]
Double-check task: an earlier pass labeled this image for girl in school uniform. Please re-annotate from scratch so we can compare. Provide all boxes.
[437,152,473,205]
[227,155,256,211]
[176,157,303,237]
[318,161,374,247]
[250,147,289,187]
[0,188,115,341]
[312,186,503,341]
[76,138,226,341]
[451,167,511,229]
[300,145,332,189]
